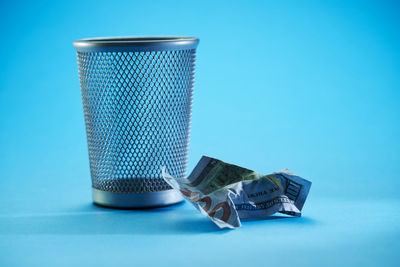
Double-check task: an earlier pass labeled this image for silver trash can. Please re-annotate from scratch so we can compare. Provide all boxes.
[73,37,199,208]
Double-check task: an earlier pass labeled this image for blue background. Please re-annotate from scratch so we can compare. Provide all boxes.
[0,0,399,266]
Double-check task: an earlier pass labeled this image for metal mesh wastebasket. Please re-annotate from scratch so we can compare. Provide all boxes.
[73,37,199,208]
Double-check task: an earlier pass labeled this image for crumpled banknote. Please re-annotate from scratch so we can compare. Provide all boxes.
[162,156,312,229]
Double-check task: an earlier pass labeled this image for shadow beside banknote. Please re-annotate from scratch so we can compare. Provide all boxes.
[241,214,317,226]
[0,202,315,236]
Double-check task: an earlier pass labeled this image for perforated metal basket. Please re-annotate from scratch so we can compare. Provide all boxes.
[73,37,199,208]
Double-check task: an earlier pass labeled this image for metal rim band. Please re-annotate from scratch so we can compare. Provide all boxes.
[73,36,199,52]
[92,188,184,209]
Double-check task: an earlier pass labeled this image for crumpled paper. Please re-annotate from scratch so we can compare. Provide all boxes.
[162,156,312,229]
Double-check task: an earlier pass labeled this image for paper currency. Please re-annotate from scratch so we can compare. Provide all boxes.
[162,156,312,229]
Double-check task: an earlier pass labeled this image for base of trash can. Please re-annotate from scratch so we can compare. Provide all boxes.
[92,188,184,209]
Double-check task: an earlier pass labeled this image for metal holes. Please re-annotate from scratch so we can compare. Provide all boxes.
[77,49,196,193]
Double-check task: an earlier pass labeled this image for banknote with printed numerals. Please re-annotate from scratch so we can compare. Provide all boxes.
[162,156,312,229]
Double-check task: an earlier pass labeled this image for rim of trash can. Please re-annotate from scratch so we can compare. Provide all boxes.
[73,36,199,52]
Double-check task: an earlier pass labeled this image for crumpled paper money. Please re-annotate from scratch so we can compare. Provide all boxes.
[162,156,312,229]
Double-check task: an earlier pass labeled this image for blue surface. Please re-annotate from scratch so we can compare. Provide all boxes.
[0,0,399,266]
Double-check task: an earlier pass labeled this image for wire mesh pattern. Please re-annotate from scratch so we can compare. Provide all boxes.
[77,49,196,193]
